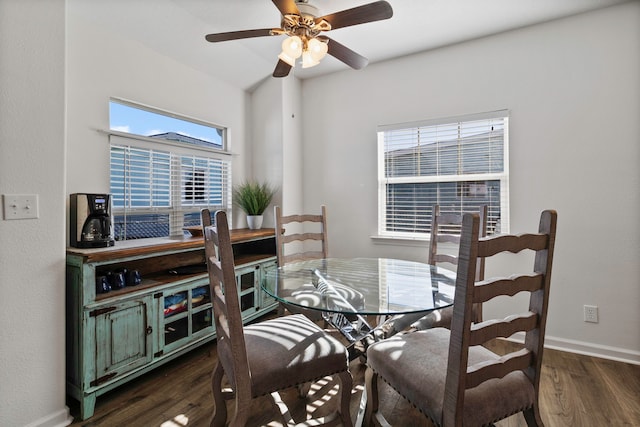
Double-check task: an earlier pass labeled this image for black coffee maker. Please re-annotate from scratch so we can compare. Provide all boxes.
[70,193,115,248]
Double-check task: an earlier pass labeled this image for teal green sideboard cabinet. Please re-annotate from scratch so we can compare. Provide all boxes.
[66,228,278,420]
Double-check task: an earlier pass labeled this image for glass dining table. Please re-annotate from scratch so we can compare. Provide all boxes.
[262,257,456,356]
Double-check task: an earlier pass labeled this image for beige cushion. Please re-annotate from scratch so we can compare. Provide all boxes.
[366,327,535,426]
[245,314,349,397]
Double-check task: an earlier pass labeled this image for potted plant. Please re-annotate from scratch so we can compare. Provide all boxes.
[233,181,277,229]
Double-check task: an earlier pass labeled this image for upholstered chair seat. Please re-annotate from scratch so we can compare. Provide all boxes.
[367,328,535,426]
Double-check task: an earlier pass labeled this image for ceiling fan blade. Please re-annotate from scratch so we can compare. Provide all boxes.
[205,28,277,43]
[317,1,393,31]
[273,59,293,78]
[321,36,368,70]
[272,0,299,16]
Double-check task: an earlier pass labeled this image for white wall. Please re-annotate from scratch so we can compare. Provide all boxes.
[65,2,249,218]
[250,75,303,226]
[281,77,304,218]
[0,0,72,426]
[299,2,640,363]
[249,78,284,227]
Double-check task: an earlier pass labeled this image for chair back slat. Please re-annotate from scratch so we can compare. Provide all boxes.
[281,232,325,244]
[281,213,324,223]
[432,253,459,265]
[465,348,533,390]
[438,212,464,226]
[282,251,327,265]
[436,234,461,245]
[478,233,549,258]
[473,274,544,304]
[469,312,538,346]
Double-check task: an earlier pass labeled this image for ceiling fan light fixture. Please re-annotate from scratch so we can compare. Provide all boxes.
[281,35,303,59]
[278,51,296,66]
[307,37,328,61]
[301,50,320,68]
[205,1,394,78]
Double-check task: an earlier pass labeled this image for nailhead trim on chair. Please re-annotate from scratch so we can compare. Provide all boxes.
[374,369,535,427]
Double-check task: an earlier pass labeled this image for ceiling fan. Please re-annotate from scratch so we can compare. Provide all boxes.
[205,0,393,77]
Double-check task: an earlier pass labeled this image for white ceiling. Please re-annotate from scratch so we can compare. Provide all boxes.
[70,0,628,91]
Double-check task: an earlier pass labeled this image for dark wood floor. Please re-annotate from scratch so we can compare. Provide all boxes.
[68,327,640,427]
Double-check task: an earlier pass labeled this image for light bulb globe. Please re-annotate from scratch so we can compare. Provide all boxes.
[282,36,303,59]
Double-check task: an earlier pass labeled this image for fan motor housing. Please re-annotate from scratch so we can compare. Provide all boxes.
[296,1,320,18]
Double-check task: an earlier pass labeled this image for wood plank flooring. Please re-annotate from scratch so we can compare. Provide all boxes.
[68,328,640,427]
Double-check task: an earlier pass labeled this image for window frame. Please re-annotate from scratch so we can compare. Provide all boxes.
[377,110,510,239]
[107,100,232,241]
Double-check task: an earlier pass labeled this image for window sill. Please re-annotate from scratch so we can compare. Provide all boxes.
[370,234,431,247]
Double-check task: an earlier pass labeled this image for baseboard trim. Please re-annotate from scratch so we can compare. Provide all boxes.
[506,333,640,366]
[24,407,73,427]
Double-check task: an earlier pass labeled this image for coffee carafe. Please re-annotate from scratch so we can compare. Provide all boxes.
[70,193,115,248]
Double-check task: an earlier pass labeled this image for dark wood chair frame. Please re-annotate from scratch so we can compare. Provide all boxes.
[202,209,353,427]
[365,210,557,426]
[427,204,488,324]
[380,204,488,337]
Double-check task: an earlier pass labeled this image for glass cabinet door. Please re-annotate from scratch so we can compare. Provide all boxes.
[235,265,259,317]
[259,259,278,309]
[161,282,213,352]
[191,284,213,335]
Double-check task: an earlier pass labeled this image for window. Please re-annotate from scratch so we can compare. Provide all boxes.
[109,99,231,240]
[378,110,509,238]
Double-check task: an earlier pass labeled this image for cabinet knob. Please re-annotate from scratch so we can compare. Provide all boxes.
[146,326,153,335]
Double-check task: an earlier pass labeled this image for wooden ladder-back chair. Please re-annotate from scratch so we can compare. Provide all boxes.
[274,205,329,321]
[424,204,488,325]
[365,210,557,427]
[381,205,487,337]
[202,209,353,427]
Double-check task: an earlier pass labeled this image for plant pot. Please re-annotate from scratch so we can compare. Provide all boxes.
[246,215,264,230]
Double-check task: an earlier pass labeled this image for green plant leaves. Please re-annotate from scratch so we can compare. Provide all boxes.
[232,181,276,215]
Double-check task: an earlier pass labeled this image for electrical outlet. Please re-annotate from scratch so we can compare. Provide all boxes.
[584,305,599,323]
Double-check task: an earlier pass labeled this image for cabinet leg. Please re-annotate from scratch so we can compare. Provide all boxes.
[81,393,96,420]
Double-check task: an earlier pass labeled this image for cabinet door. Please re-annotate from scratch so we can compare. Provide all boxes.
[191,284,213,336]
[258,259,278,309]
[235,265,259,316]
[161,281,214,354]
[92,298,153,386]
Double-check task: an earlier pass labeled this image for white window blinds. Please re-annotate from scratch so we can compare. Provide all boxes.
[109,134,232,240]
[378,110,509,238]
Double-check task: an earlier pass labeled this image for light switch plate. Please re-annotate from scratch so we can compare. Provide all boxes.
[2,194,39,220]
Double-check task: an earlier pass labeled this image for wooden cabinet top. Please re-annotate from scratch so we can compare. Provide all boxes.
[67,228,276,263]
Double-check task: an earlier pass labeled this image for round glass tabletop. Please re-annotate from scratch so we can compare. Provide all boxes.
[263,257,456,316]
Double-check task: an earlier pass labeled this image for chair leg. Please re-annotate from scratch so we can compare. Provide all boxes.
[523,405,544,427]
[228,409,252,427]
[229,389,254,427]
[269,390,297,426]
[297,382,312,398]
[210,363,228,427]
[363,367,379,426]
[338,371,354,427]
